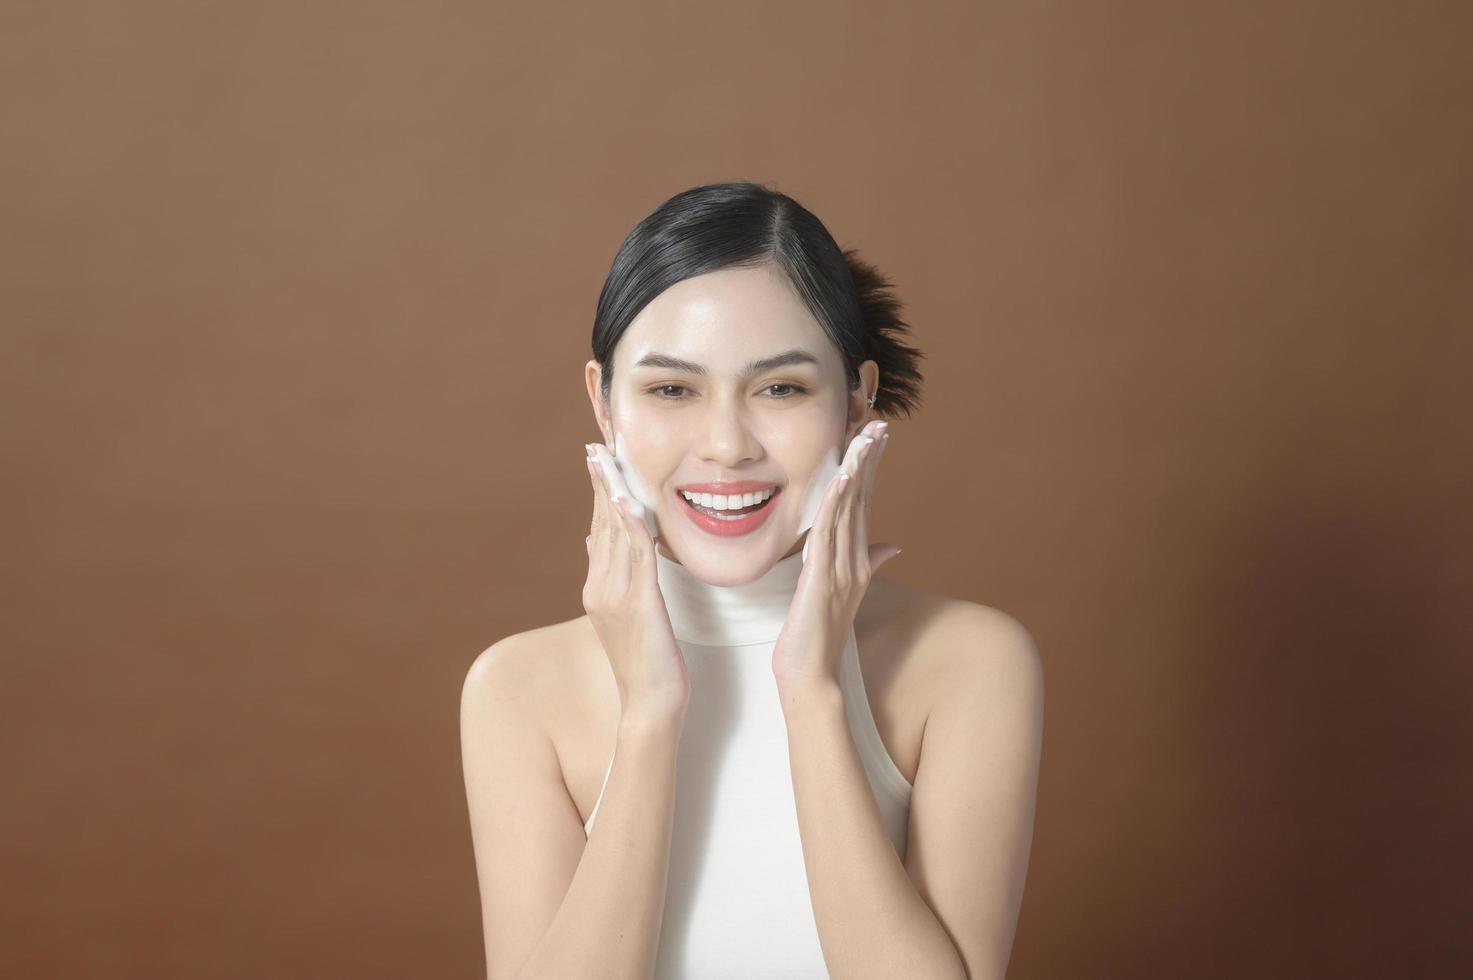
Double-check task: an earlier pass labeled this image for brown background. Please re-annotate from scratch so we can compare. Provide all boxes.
[4,2,1470,977]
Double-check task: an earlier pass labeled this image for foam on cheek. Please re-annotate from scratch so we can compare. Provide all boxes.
[799,434,873,563]
[592,431,659,540]
[796,446,842,539]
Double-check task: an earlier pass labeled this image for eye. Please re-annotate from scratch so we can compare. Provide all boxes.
[643,383,811,401]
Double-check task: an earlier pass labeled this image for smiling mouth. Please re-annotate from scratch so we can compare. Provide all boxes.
[676,486,781,520]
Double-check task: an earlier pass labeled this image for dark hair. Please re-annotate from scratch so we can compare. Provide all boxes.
[591,180,925,419]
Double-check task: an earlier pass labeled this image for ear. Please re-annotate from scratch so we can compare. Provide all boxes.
[844,359,881,443]
[584,359,614,445]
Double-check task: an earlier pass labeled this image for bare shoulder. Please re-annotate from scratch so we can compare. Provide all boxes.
[461,615,601,736]
[860,574,1043,721]
[923,590,1044,715]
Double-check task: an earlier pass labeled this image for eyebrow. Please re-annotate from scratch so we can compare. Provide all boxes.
[631,348,821,377]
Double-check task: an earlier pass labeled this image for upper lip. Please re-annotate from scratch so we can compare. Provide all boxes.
[675,480,781,495]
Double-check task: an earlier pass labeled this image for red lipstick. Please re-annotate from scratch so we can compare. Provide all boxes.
[675,484,782,538]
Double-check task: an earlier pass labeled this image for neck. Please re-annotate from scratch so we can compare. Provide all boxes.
[654,546,806,647]
[656,535,806,564]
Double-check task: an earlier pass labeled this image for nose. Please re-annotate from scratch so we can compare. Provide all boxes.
[694,396,762,469]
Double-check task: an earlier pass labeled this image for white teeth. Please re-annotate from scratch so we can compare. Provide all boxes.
[680,486,776,511]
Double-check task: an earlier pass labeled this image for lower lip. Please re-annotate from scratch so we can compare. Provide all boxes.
[677,488,781,537]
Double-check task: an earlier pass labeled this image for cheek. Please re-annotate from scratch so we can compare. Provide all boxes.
[611,432,656,498]
[772,428,840,481]
[611,430,686,511]
[611,407,686,484]
[792,444,844,533]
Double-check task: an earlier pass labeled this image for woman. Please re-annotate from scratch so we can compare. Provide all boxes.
[461,181,1044,980]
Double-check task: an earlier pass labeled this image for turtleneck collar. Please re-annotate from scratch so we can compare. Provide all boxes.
[654,548,805,647]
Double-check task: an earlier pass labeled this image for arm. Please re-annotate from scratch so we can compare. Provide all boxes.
[515,710,683,980]
[780,682,970,980]
[781,608,1044,980]
[460,639,684,980]
[902,610,1042,980]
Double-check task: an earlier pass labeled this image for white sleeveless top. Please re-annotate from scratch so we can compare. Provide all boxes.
[582,548,913,978]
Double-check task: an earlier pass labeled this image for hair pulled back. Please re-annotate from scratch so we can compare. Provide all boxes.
[591,180,925,419]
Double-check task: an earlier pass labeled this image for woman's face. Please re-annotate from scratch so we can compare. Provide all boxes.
[585,263,877,585]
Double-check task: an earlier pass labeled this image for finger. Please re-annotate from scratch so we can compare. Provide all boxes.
[586,450,609,536]
[611,492,653,577]
[589,444,629,522]
[839,430,870,478]
[837,436,874,582]
[811,467,848,572]
[860,423,889,515]
[829,430,872,562]
[597,482,634,596]
[586,456,612,577]
[835,468,855,587]
[587,451,610,536]
[599,498,631,599]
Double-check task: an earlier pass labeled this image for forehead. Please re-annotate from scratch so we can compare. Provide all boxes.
[618,265,835,372]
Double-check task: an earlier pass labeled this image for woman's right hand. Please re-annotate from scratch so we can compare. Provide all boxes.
[583,443,690,722]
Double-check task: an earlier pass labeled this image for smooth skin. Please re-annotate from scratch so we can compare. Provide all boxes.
[461,264,1042,980]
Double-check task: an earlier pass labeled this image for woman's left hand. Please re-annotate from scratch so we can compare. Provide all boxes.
[771,419,903,696]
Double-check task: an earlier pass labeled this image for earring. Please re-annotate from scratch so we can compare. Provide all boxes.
[866,394,877,407]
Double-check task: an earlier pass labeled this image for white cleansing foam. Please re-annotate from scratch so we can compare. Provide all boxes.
[799,433,872,563]
[589,435,660,541]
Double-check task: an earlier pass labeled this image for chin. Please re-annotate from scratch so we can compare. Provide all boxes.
[668,534,789,580]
